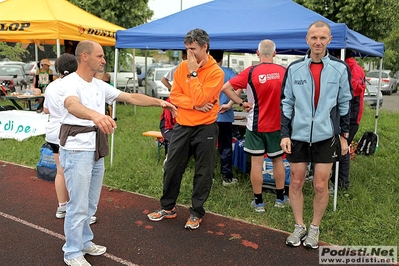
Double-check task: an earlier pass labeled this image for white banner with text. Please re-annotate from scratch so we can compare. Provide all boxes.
[0,110,49,141]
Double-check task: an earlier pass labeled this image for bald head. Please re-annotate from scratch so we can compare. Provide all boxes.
[75,40,96,63]
[307,20,331,36]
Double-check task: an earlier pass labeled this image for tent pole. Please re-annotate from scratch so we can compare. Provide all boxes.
[144,50,148,96]
[110,48,119,167]
[374,58,383,135]
[56,39,61,57]
[133,49,136,114]
[339,48,345,60]
[35,44,38,62]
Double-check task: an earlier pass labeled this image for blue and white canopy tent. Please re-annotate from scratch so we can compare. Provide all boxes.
[116,0,384,56]
[111,0,385,210]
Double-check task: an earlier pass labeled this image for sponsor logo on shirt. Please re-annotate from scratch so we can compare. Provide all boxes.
[294,79,307,85]
[258,73,281,84]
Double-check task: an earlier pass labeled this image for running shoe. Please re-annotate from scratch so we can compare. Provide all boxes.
[82,243,107,256]
[222,178,238,187]
[184,214,202,230]
[147,207,177,221]
[56,207,66,219]
[64,255,91,266]
[250,200,265,213]
[274,195,290,208]
[303,224,320,249]
[286,224,307,247]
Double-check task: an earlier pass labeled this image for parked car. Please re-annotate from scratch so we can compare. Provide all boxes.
[0,64,29,93]
[366,70,397,95]
[137,63,164,86]
[0,61,26,67]
[1,61,29,81]
[142,67,173,99]
[364,80,383,108]
[107,65,138,90]
[394,70,399,92]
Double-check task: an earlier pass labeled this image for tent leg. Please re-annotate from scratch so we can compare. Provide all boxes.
[35,44,38,62]
[333,160,339,211]
[374,58,383,135]
[110,48,119,167]
[56,39,61,57]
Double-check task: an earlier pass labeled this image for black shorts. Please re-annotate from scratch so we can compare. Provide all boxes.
[47,142,60,154]
[286,136,339,163]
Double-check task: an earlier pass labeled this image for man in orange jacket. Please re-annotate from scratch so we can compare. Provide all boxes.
[148,28,224,230]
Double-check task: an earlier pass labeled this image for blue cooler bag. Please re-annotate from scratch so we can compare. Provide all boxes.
[262,157,290,187]
[36,143,57,182]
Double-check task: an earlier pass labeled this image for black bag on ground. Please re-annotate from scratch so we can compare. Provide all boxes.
[0,105,17,111]
[36,143,57,182]
[355,131,378,156]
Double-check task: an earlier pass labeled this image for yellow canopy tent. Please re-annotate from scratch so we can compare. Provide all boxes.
[0,0,124,56]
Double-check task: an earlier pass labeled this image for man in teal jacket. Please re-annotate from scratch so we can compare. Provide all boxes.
[280,20,352,249]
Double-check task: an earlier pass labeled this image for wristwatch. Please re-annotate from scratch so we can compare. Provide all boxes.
[239,100,246,107]
[189,71,198,77]
[340,133,349,139]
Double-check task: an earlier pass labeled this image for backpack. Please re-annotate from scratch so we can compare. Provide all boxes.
[355,132,378,156]
[36,143,57,181]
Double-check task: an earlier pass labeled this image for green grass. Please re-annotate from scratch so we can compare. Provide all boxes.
[1,100,399,252]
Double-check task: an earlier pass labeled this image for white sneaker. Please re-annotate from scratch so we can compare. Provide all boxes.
[56,207,66,219]
[89,216,97,225]
[64,255,91,266]
[82,243,106,256]
[222,178,238,187]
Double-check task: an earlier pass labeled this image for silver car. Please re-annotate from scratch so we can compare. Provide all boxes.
[143,67,173,99]
[366,70,397,95]
[364,81,383,108]
[0,64,29,93]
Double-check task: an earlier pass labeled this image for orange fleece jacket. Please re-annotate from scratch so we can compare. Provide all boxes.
[170,55,224,126]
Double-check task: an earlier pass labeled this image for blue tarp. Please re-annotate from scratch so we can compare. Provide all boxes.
[116,0,384,57]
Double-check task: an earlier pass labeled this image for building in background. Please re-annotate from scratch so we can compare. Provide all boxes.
[221,53,302,73]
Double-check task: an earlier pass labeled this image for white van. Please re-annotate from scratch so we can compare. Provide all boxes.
[127,54,156,66]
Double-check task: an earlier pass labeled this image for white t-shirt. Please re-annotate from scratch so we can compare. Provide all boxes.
[163,65,178,81]
[43,78,62,144]
[58,73,120,150]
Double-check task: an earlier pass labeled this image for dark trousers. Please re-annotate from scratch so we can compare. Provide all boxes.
[331,124,359,189]
[160,123,218,218]
[217,122,233,181]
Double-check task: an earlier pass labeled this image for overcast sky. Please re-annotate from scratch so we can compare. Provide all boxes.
[148,0,212,21]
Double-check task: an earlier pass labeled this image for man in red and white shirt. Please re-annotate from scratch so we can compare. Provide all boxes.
[222,39,288,213]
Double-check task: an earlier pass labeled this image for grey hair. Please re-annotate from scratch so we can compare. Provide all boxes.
[184,28,210,52]
[258,39,276,57]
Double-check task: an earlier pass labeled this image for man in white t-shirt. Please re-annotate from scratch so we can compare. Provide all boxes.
[161,50,187,90]
[58,40,176,266]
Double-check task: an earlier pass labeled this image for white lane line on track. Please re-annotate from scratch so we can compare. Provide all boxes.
[0,211,138,266]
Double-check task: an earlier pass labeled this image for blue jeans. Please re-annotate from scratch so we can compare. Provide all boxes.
[60,149,104,260]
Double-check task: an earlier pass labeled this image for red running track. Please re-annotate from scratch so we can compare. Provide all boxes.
[0,161,321,266]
